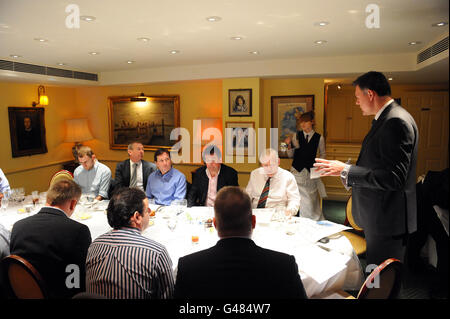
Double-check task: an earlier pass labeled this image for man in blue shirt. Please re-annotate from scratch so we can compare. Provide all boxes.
[146,149,186,205]
[0,168,11,207]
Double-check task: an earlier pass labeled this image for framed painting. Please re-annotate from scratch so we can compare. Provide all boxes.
[108,95,180,150]
[229,89,252,117]
[8,107,48,158]
[225,121,256,156]
[271,95,314,157]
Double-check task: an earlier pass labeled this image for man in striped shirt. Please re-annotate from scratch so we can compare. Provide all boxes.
[86,188,174,298]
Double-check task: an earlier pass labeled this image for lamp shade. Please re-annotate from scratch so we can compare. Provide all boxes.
[39,95,49,106]
[64,119,93,142]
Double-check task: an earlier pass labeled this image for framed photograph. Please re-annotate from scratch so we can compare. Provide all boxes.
[225,121,255,156]
[108,95,180,150]
[271,95,314,157]
[8,107,48,158]
[229,89,252,117]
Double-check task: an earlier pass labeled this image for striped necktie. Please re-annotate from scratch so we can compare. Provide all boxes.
[130,163,138,187]
[257,177,271,208]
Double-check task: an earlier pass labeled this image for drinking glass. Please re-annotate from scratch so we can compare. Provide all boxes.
[32,191,39,206]
[1,198,9,211]
[167,216,178,232]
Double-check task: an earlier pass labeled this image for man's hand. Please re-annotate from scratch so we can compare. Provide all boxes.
[313,158,347,176]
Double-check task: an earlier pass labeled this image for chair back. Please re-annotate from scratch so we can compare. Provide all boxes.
[49,170,74,187]
[344,195,363,231]
[2,255,47,299]
[357,258,403,299]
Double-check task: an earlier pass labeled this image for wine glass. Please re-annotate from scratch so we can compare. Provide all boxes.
[167,216,177,232]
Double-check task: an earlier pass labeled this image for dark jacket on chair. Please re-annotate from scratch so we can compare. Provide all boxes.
[10,207,92,299]
[174,237,307,299]
[187,164,238,207]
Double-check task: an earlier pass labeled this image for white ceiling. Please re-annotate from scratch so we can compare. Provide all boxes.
[0,0,448,85]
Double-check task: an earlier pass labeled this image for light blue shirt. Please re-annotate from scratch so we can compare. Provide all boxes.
[74,160,111,199]
[145,167,186,205]
[0,168,11,193]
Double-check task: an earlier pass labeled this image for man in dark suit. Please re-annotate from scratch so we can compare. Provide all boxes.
[314,71,418,267]
[174,186,307,299]
[10,180,92,299]
[112,141,157,193]
[187,145,238,207]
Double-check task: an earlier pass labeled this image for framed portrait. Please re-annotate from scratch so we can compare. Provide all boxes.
[108,95,180,150]
[225,121,256,156]
[271,95,314,157]
[8,107,48,158]
[229,89,252,117]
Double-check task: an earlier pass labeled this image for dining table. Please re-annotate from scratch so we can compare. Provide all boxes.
[0,195,364,299]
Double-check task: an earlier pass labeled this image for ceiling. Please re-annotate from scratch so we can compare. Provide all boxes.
[0,0,448,85]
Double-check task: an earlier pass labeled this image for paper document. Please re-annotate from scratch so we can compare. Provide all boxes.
[309,167,321,179]
[295,217,351,243]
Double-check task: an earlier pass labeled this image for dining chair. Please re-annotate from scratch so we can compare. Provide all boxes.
[2,255,48,299]
[49,170,74,187]
[339,195,367,256]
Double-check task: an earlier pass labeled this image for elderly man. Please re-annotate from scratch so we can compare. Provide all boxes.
[145,148,186,205]
[246,148,300,216]
[187,145,238,207]
[74,146,111,200]
[174,186,307,299]
[0,168,11,206]
[86,187,174,299]
[10,180,92,299]
[112,141,157,193]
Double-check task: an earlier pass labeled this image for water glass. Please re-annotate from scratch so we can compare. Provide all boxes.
[32,191,39,205]
[1,198,9,211]
[167,216,177,232]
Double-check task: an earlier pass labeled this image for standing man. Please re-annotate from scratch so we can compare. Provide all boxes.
[314,71,418,267]
[146,148,186,205]
[246,148,300,217]
[10,180,92,298]
[74,146,111,200]
[187,145,238,207]
[174,186,307,299]
[112,142,157,193]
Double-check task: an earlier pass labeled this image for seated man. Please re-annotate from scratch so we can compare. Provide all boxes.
[187,145,238,207]
[145,148,186,205]
[246,148,300,216]
[74,146,111,200]
[113,141,157,193]
[0,168,11,206]
[86,187,174,299]
[174,186,307,299]
[10,180,92,299]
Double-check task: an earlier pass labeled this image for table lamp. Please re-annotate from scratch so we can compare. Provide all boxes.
[64,118,94,163]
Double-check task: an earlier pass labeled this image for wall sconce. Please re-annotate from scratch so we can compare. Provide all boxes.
[131,92,147,102]
[64,118,94,162]
[32,85,49,107]
[337,84,342,90]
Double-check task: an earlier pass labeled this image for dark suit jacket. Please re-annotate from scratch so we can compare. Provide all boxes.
[174,237,307,299]
[113,159,157,192]
[348,102,418,236]
[10,207,92,299]
[187,164,238,207]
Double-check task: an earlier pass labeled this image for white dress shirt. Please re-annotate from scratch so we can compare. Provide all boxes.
[287,129,326,159]
[129,160,144,190]
[246,167,300,216]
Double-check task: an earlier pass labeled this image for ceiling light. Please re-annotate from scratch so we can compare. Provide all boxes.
[170,50,180,54]
[206,16,221,22]
[34,38,48,42]
[314,40,327,44]
[230,36,243,40]
[127,60,135,64]
[57,63,66,66]
[408,41,421,45]
[10,54,21,58]
[315,21,329,26]
[89,52,99,55]
[249,51,260,55]
[80,16,96,22]
[137,37,150,42]
[388,77,393,81]
[432,22,448,27]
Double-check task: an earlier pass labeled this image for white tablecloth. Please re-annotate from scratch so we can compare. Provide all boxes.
[0,201,364,298]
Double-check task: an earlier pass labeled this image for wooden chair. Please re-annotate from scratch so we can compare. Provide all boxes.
[334,258,403,299]
[339,195,367,256]
[49,170,74,187]
[2,255,48,299]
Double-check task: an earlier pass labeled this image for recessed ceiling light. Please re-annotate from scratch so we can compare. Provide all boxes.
[34,38,48,42]
[249,51,260,55]
[432,21,448,27]
[315,21,329,26]
[170,50,180,54]
[230,36,243,40]
[348,10,358,14]
[137,37,150,42]
[80,16,96,22]
[127,60,135,64]
[10,54,22,58]
[388,77,393,81]
[206,16,221,22]
[57,63,66,66]
[314,40,327,44]
[89,52,99,55]
[408,41,422,45]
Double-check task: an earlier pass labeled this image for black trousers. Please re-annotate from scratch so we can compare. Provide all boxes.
[364,231,407,268]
